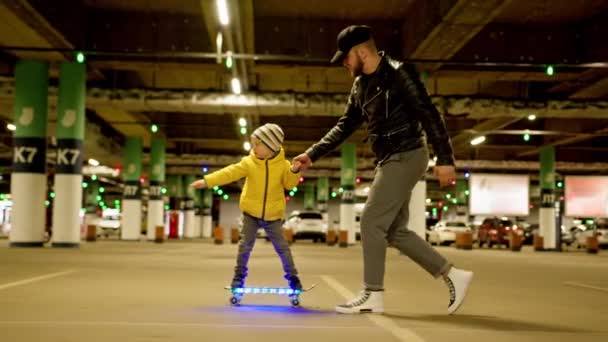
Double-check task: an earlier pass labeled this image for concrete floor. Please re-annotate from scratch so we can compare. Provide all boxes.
[0,237,607,342]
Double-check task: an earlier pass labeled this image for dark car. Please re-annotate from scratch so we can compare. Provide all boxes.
[522,223,538,245]
[478,217,523,247]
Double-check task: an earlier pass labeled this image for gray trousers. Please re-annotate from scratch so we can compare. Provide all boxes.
[234,213,298,278]
[361,147,451,290]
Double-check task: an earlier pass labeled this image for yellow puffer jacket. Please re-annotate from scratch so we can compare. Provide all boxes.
[203,148,301,221]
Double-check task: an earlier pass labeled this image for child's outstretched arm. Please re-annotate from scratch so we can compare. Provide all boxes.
[203,158,249,188]
[190,178,207,189]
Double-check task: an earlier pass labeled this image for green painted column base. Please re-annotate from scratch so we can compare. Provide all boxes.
[51,242,80,248]
[10,242,44,248]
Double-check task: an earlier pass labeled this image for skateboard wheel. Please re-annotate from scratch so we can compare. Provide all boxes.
[291,298,300,307]
[230,296,240,305]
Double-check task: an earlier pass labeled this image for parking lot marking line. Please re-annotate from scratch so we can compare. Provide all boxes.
[0,270,75,291]
[0,320,374,330]
[321,275,426,342]
[564,281,608,293]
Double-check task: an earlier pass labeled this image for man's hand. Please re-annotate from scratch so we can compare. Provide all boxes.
[189,179,207,189]
[434,165,455,187]
[290,160,302,173]
[292,153,313,171]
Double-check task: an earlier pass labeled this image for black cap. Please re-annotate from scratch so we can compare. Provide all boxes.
[330,25,373,64]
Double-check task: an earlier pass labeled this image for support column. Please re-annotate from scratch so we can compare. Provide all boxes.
[408,180,427,240]
[340,143,356,246]
[540,146,557,250]
[454,179,469,220]
[166,175,179,239]
[201,189,213,238]
[317,177,329,223]
[121,138,142,240]
[84,180,99,235]
[146,138,165,241]
[52,62,86,248]
[175,175,185,238]
[303,182,315,211]
[183,175,196,238]
[194,187,202,238]
[10,60,49,247]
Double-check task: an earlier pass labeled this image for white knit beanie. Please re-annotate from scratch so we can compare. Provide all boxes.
[252,123,284,152]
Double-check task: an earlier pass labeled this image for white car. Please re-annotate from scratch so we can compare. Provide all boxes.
[98,209,121,238]
[427,221,472,246]
[284,211,327,243]
[573,224,608,249]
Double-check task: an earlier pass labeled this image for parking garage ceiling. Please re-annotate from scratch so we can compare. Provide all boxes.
[0,0,607,193]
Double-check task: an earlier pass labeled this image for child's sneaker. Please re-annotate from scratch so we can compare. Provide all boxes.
[444,267,473,315]
[335,289,384,314]
[230,274,245,289]
[285,274,302,290]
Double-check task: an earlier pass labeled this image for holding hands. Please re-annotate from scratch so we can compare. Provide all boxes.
[290,160,302,173]
[292,153,312,171]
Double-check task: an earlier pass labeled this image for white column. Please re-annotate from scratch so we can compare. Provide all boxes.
[10,174,46,245]
[52,175,83,246]
[340,203,356,244]
[194,215,202,238]
[202,215,213,238]
[121,200,141,240]
[540,207,556,249]
[183,210,196,238]
[146,200,164,240]
[408,180,427,240]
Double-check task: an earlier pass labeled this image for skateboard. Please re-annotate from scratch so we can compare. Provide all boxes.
[224,284,316,307]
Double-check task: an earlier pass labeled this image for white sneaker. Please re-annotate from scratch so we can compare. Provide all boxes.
[335,290,384,314]
[444,267,473,315]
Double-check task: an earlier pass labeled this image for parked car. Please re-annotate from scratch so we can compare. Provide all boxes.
[477,217,523,247]
[521,223,538,245]
[284,210,327,243]
[98,209,121,238]
[521,223,579,246]
[427,221,472,246]
[573,223,608,249]
[561,225,579,246]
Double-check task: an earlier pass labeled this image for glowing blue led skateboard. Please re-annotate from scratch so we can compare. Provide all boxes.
[224,284,316,307]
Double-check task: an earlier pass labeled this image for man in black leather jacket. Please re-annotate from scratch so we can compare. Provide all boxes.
[293,25,473,315]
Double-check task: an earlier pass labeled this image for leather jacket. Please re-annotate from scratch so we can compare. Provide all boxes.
[306,54,455,166]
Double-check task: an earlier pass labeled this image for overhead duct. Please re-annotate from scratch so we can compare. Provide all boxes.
[154,153,608,174]
[86,88,608,119]
[1,81,607,119]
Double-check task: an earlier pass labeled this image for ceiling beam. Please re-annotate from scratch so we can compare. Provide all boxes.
[253,16,404,61]
[547,69,608,97]
[449,117,525,150]
[0,0,72,61]
[231,0,253,90]
[432,69,578,81]
[569,76,608,99]
[452,19,608,68]
[404,0,512,71]
[0,1,106,79]
[516,126,608,158]
[89,106,154,148]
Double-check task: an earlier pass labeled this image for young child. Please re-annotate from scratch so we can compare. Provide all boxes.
[190,123,303,290]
